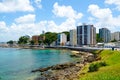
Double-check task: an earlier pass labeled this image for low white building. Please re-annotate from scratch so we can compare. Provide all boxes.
[104,43,116,48]
[104,42,120,48]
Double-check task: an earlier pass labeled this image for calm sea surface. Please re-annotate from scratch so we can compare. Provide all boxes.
[0,48,76,80]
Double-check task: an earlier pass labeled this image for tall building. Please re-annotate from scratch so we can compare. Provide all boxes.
[111,32,120,41]
[77,24,96,46]
[57,33,67,46]
[70,29,77,46]
[111,33,115,41]
[99,28,111,43]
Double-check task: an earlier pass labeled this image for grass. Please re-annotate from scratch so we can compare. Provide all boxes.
[88,61,107,72]
[79,50,120,80]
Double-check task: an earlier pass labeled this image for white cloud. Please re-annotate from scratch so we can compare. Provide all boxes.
[53,2,83,19]
[88,4,120,32]
[0,21,8,33]
[52,2,83,32]
[0,16,78,42]
[88,4,112,20]
[88,17,95,23]
[0,0,34,12]
[59,18,76,30]
[15,14,35,24]
[0,3,84,42]
[45,18,76,32]
[105,0,120,11]
[34,0,42,9]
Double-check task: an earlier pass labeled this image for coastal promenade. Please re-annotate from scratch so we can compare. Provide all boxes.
[45,46,108,52]
[0,43,112,52]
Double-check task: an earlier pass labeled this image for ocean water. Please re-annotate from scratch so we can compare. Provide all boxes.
[0,48,76,80]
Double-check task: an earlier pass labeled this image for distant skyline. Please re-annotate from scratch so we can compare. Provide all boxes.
[0,0,120,42]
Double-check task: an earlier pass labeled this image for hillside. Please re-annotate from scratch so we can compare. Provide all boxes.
[80,50,120,80]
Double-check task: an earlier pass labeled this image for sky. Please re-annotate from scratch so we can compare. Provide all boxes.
[0,0,120,42]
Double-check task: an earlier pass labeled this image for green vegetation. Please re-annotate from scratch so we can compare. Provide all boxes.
[96,33,103,42]
[111,39,117,42]
[7,40,14,44]
[17,31,69,45]
[88,61,107,72]
[30,40,35,45]
[80,50,120,80]
[42,32,57,45]
[18,35,30,44]
[41,31,69,45]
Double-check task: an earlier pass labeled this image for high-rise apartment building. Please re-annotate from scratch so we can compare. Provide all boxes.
[111,32,120,41]
[77,24,96,46]
[57,33,67,46]
[70,29,77,46]
[99,28,111,43]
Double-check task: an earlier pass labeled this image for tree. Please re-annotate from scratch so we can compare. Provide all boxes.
[18,36,30,44]
[41,32,57,45]
[7,40,14,44]
[30,40,35,45]
[111,39,117,42]
[97,38,103,42]
[96,33,103,42]
[38,40,42,45]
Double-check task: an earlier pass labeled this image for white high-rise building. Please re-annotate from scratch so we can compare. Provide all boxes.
[111,33,115,41]
[111,32,120,41]
[70,29,77,46]
[57,33,67,46]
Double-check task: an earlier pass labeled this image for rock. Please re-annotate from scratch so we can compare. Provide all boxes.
[70,54,80,58]
[75,64,84,67]
[86,54,95,62]
[31,66,52,72]
[51,63,75,70]
[32,63,76,73]
[32,51,97,80]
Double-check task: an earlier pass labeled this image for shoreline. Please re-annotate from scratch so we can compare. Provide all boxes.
[0,46,100,80]
[31,50,97,80]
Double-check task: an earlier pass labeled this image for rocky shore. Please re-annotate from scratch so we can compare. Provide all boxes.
[31,51,97,80]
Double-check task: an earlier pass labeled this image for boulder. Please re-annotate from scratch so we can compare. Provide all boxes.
[31,66,52,72]
[51,63,75,70]
[86,54,95,62]
[70,54,80,58]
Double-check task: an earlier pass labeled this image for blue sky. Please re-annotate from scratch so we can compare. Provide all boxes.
[0,0,120,42]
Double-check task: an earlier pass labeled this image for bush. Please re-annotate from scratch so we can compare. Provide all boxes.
[89,63,99,72]
[89,61,107,72]
[99,61,107,66]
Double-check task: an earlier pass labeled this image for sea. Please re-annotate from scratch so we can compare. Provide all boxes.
[0,48,77,80]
